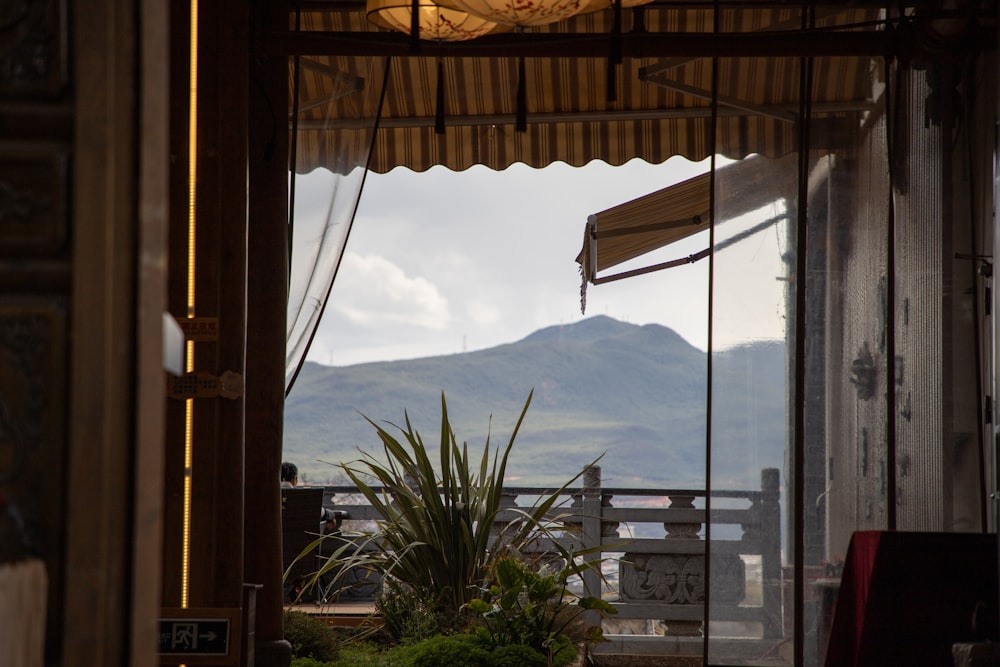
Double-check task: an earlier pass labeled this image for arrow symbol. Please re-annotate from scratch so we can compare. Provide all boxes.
[199,631,217,641]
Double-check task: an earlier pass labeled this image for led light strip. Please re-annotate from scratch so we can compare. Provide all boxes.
[182,0,199,612]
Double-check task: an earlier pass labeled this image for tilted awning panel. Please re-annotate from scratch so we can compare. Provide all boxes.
[576,154,800,284]
[578,170,711,284]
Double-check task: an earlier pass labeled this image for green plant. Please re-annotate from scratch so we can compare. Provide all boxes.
[484,643,549,667]
[468,556,617,667]
[375,578,466,643]
[284,610,341,663]
[291,658,333,667]
[391,633,552,667]
[398,633,493,667]
[321,390,600,622]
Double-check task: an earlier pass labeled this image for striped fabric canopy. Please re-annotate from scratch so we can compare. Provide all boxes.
[289,4,880,173]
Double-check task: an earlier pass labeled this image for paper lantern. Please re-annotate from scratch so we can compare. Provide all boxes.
[437,0,607,27]
[366,0,508,41]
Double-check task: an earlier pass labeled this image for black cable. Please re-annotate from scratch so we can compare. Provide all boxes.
[960,55,989,532]
[701,0,720,659]
[792,3,815,664]
[289,1,303,277]
[883,46,897,535]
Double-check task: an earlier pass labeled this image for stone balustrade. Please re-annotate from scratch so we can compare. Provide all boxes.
[309,466,782,660]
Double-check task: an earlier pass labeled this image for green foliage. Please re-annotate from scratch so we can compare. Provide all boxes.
[375,578,466,643]
[329,643,396,667]
[329,390,601,619]
[397,634,493,667]
[469,556,617,667]
[484,643,549,667]
[389,633,550,667]
[284,610,341,663]
[291,658,334,667]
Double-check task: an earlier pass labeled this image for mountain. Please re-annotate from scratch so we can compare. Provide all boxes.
[283,316,786,490]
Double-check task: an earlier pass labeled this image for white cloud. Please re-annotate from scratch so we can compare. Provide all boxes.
[331,253,450,330]
[465,301,502,326]
[301,155,786,367]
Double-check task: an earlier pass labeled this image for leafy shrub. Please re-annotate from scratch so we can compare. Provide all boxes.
[375,578,466,643]
[485,643,549,667]
[284,610,340,663]
[468,556,616,667]
[395,633,552,667]
[291,658,332,667]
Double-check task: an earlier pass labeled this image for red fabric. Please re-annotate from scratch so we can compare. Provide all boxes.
[824,531,997,667]
[823,531,881,666]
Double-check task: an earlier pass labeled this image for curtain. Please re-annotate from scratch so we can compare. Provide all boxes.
[285,56,389,392]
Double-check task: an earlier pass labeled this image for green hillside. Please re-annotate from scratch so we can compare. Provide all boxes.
[283,316,786,489]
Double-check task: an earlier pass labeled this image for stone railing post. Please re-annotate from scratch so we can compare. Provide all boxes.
[491,489,519,553]
[581,466,604,627]
[760,467,782,638]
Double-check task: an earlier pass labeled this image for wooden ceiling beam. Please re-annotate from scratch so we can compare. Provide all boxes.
[263,21,993,59]
[294,101,872,129]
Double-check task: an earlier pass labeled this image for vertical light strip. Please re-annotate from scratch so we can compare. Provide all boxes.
[182,0,200,611]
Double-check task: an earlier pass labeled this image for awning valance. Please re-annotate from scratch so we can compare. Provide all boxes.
[289,6,881,173]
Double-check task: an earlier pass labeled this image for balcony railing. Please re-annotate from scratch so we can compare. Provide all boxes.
[284,466,782,659]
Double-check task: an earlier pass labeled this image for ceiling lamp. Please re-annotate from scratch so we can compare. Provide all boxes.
[437,0,607,26]
[367,0,509,134]
[366,0,508,41]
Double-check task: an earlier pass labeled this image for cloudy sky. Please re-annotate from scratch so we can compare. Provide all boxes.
[299,155,786,368]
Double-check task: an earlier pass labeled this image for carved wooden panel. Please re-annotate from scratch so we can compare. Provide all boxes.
[0,299,67,654]
[0,300,67,549]
[0,0,68,98]
[0,147,68,255]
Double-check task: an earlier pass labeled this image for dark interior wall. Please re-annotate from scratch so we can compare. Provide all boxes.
[0,1,169,664]
[0,0,74,658]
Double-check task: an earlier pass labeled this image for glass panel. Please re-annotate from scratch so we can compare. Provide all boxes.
[707,80,798,663]
[805,59,892,667]
[707,46,892,665]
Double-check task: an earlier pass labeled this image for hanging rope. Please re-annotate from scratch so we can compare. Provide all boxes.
[410,0,421,52]
[516,54,527,132]
[435,58,446,134]
[606,0,622,102]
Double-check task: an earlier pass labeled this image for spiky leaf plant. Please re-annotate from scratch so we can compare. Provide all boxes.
[325,389,600,617]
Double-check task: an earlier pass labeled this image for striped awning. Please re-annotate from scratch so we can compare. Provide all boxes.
[289,4,881,173]
[577,153,800,283]
[578,169,711,284]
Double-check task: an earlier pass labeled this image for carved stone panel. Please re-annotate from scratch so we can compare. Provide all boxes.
[620,553,706,604]
[0,148,68,255]
[620,552,747,604]
[0,0,68,97]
